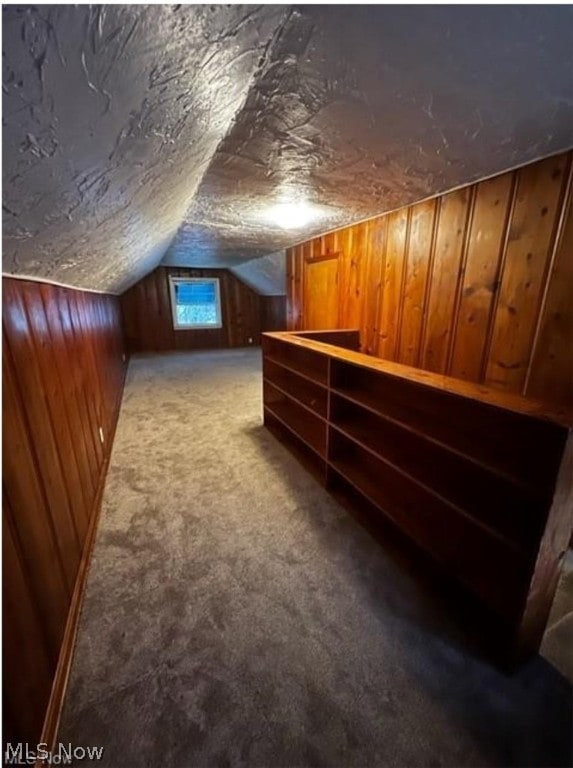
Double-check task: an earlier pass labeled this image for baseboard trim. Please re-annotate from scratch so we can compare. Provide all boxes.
[38,372,127,752]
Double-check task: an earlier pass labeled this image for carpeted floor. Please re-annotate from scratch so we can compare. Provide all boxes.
[59,348,572,768]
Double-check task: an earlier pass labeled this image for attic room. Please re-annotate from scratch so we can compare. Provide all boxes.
[2,4,572,767]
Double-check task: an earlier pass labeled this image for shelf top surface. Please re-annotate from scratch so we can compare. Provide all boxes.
[262,331,572,428]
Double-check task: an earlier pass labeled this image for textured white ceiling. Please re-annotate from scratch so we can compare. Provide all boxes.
[2,5,284,292]
[3,5,573,295]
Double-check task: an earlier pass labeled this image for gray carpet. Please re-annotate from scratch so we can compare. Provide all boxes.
[59,348,572,768]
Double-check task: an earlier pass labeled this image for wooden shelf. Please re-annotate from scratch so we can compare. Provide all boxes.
[263,358,327,418]
[328,433,528,621]
[263,385,326,457]
[263,336,328,385]
[330,386,540,498]
[264,408,326,483]
[330,394,544,550]
[330,358,565,490]
[261,330,572,660]
[329,426,521,544]
[264,355,329,388]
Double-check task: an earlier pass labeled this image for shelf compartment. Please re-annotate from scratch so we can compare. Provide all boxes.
[330,394,545,550]
[328,430,529,621]
[263,358,328,418]
[263,382,327,457]
[263,337,328,385]
[264,408,327,483]
[330,359,564,490]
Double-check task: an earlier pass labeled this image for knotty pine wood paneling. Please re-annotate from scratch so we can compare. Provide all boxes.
[3,277,126,745]
[287,150,573,411]
[121,266,279,353]
[526,186,573,408]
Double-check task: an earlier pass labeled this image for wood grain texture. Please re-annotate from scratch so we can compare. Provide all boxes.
[3,277,126,745]
[303,255,339,331]
[261,295,287,333]
[3,505,54,745]
[338,225,366,330]
[286,150,573,409]
[121,266,265,353]
[485,154,570,392]
[525,164,573,411]
[360,217,386,355]
[40,387,123,752]
[396,199,437,367]
[263,331,573,659]
[421,187,469,373]
[448,173,514,381]
[287,245,304,331]
[376,208,408,360]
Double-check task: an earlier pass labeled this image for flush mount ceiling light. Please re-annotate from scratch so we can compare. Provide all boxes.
[260,200,327,230]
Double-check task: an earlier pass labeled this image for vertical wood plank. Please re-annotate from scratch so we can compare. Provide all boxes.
[336,226,351,328]
[485,154,570,392]
[261,296,287,331]
[157,267,175,350]
[40,285,93,536]
[144,272,161,351]
[300,241,313,329]
[3,282,80,591]
[421,188,470,373]
[397,199,437,366]
[449,173,513,381]
[69,291,106,462]
[3,347,70,657]
[526,183,573,409]
[341,223,368,331]
[294,245,304,330]
[3,505,54,742]
[64,291,105,475]
[322,230,337,257]
[31,285,89,543]
[286,248,295,330]
[376,208,408,360]
[56,288,99,494]
[361,217,386,355]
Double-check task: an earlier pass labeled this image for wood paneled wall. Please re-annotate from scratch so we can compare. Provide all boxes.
[3,277,126,745]
[121,266,285,353]
[287,150,573,410]
[261,295,287,333]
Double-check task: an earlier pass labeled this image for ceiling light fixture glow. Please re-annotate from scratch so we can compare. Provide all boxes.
[262,200,325,230]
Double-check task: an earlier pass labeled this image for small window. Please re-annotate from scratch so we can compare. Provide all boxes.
[169,277,222,330]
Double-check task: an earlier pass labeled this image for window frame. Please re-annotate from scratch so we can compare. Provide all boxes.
[168,276,223,331]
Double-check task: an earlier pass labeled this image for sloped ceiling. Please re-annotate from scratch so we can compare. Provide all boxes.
[3,5,573,295]
[2,4,284,292]
[229,251,286,297]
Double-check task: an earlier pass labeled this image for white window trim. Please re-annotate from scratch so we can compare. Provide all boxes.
[168,276,223,331]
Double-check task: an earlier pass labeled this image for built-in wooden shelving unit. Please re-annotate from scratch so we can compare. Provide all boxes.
[262,329,573,661]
